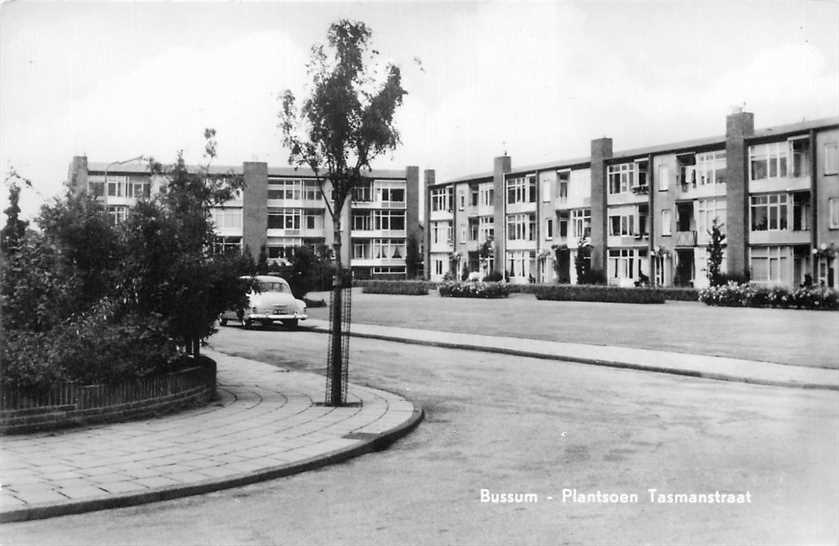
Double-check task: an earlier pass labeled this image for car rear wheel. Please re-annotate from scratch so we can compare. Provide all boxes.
[242,318,253,329]
[283,319,298,330]
[220,317,228,326]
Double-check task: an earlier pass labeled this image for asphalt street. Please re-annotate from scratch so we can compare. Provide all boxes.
[3,326,838,546]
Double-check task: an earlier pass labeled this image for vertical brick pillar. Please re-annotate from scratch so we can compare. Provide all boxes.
[590,138,613,274]
[405,166,420,279]
[725,111,754,278]
[242,162,268,258]
[423,169,435,280]
[68,156,89,196]
[493,155,511,274]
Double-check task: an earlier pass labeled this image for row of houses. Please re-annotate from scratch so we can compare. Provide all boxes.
[425,111,839,290]
[67,110,839,290]
[67,159,425,280]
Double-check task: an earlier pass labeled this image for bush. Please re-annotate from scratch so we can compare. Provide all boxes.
[698,282,838,310]
[534,284,666,304]
[578,269,606,285]
[482,271,503,282]
[362,280,430,295]
[438,281,510,298]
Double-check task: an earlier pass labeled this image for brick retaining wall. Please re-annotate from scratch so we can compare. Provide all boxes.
[0,361,216,434]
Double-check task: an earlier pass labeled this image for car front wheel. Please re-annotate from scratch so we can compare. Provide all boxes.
[283,319,298,330]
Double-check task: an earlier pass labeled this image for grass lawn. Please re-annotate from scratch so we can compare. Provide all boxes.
[306,289,839,369]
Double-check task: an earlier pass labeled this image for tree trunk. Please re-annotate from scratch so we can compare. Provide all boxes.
[329,216,344,405]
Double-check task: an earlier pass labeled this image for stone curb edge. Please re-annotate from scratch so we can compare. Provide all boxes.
[308,327,839,393]
[0,401,424,524]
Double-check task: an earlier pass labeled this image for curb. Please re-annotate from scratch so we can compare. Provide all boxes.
[307,327,839,393]
[0,403,424,524]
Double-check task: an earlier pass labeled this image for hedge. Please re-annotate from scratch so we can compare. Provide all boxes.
[698,282,838,310]
[534,284,666,304]
[658,287,699,301]
[438,281,510,298]
[360,280,432,295]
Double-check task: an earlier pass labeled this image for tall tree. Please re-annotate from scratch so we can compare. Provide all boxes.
[280,20,407,405]
[706,217,726,287]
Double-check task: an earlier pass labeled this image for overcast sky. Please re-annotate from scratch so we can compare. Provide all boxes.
[1,1,838,220]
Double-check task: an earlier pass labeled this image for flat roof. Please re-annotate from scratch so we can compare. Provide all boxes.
[85,161,407,179]
[434,115,839,185]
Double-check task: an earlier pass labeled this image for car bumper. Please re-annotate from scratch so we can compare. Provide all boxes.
[246,313,307,321]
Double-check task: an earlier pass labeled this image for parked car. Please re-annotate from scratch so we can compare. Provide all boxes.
[220,275,307,329]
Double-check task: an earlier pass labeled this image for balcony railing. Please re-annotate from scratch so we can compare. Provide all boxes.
[674,230,697,247]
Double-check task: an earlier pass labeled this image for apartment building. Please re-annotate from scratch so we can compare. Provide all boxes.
[67,157,429,280]
[425,111,839,290]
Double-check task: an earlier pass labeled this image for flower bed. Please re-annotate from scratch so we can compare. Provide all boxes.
[438,281,510,298]
[698,282,838,310]
[360,280,432,295]
[534,284,666,304]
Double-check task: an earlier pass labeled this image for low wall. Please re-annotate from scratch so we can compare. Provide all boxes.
[0,361,217,435]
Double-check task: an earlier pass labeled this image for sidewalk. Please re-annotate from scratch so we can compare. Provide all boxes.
[0,350,423,523]
[305,319,839,391]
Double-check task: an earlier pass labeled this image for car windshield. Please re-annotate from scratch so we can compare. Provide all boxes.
[256,281,289,293]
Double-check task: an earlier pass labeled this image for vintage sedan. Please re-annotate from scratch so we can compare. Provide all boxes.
[220,275,307,329]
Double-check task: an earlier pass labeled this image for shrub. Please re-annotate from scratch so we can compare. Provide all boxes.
[482,271,503,282]
[698,282,838,310]
[438,281,510,298]
[362,281,430,295]
[534,284,666,304]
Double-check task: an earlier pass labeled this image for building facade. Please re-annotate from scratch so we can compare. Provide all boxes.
[425,112,839,290]
[67,158,429,280]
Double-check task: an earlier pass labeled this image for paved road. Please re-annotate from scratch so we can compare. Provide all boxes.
[4,326,838,545]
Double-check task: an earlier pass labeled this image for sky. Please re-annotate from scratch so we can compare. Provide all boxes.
[1,0,838,221]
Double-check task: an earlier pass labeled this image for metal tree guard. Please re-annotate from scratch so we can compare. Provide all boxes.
[325,268,352,405]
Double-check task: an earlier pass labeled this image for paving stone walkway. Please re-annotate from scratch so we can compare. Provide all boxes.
[0,350,421,522]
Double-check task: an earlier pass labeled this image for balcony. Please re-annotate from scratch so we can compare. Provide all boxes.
[674,230,697,247]
[630,184,649,195]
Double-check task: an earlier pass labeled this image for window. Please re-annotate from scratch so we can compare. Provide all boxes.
[105,176,128,197]
[608,249,637,280]
[380,186,405,204]
[659,165,670,191]
[558,212,568,238]
[372,239,406,260]
[305,213,318,230]
[432,221,451,245]
[267,209,301,230]
[506,213,536,241]
[507,175,536,205]
[545,218,554,239]
[459,192,465,210]
[750,142,789,181]
[107,205,128,225]
[608,213,635,237]
[829,198,839,229]
[541,180,551,202]
[634,160,648,188]
[353,212,372,231]
[750,193,788,231]
[431,187,452,212]
[661,210,672,236]
[469,218,479,241]
[269,179,302,200]
[213,236,242,255]
[697,199,726,235]
[558,171,569,200]
[750,246,790,283]
[792,193,810,231]
[790,138,810,178]
[608,163,634,194]
[353,243,369,259]
[825,142,839,175]
[483,187,495,207]
[571,208,591,239]
[479,216,494,242]
[303,181,320,201]
[696,151,727,185]
[471,188,479,207]
[352,181,373,202]
[211,208,243,229]
[374,210,405,231]
[88,180,105,197]
[677,154,696,187]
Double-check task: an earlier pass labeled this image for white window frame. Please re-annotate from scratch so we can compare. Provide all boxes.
[825,142,839,175]
[545,218,554,240]
[829,198,839,229]
[661,209,672,236]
